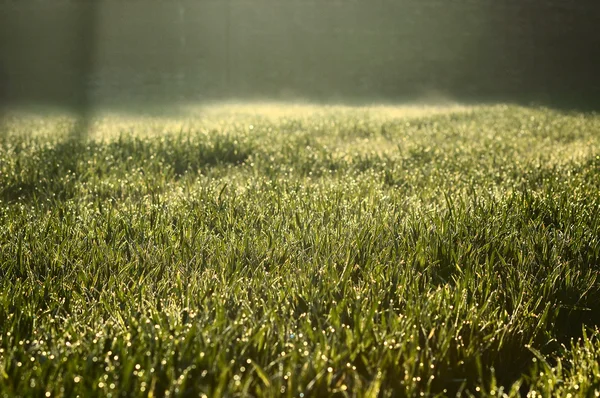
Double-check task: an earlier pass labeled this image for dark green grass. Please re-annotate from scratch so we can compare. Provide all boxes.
[1,104,599,397]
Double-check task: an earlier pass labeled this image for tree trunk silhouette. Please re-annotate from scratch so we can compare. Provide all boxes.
[69,2,98,140]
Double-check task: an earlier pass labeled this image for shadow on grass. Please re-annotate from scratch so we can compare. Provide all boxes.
[0,132,254,205]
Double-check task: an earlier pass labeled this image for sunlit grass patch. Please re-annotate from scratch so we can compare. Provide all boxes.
[0,103,599,397]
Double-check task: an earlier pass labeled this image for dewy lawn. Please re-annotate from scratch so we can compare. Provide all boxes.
[1,103,600,397]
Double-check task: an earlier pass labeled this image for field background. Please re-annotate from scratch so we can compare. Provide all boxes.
[1,0,599,110]
[1,103,600,396]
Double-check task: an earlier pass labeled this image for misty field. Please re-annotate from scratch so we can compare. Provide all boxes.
[1,103,600,397]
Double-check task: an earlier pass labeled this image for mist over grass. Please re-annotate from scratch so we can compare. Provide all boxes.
[1,103,600,397]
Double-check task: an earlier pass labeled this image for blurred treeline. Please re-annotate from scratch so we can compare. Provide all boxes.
[0,0,598,110]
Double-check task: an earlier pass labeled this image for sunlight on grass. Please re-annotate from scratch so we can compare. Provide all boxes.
[0,103,599,396]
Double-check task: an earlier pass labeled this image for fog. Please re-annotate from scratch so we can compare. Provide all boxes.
[1,0,599,113]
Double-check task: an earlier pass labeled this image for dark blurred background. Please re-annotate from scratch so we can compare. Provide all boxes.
[1,0,599,112]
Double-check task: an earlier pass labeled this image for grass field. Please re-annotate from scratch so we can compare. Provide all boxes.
[1,103,600,397]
